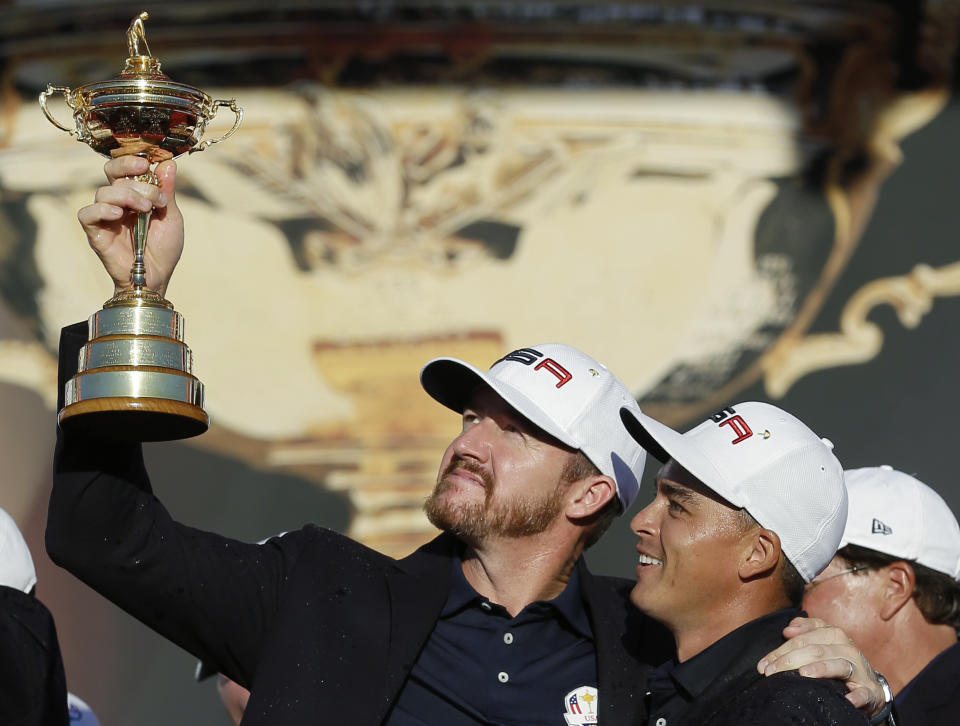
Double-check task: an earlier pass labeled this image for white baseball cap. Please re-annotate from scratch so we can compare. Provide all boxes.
[841,466,960,579]
[620,401,846,582]
[420,344,647,509]
[0,506,37,594]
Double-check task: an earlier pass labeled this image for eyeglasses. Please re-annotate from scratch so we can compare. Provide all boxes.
[805,565,871,591]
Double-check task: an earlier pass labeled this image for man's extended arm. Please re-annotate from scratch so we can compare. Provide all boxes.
[47,324,306,689]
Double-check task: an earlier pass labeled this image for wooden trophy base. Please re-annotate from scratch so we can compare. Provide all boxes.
[59,397,209,442]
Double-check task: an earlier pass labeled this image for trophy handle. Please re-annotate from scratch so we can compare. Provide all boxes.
[190,99,243,154]
[38,84,77,136]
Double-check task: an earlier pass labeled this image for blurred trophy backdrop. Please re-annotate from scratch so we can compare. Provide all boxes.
[0,2,959,723]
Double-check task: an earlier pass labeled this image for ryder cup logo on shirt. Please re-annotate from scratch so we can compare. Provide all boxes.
[563,686,598,725]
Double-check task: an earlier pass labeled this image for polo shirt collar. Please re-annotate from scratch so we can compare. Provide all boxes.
[441,554,594,639]
[896,640,960,707]
[669,607,801,699]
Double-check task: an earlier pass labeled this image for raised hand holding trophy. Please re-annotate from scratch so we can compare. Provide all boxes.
[39,12,242,441]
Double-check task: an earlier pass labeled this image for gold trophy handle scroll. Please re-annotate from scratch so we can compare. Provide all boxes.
[38,85,77,136]
[190,99,244,154]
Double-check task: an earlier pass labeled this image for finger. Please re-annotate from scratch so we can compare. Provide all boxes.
[796,657,855,680]
[847,653,875,685]
[155,159,178,199]
[757,641,792,672]
[153,162,180,220]
[845,689,868,710]
[78,202,124,228]
[761,643,831,675]
[781,616,829,634]
[116,178,169,208]
[844,686,877,712]
[93,184,163,213]
[758,621,831,669]
[783,623,852,646]
[806,641,864,669]
[104,155,150,183]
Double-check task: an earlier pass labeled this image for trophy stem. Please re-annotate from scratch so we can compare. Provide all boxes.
[131,209,150,288]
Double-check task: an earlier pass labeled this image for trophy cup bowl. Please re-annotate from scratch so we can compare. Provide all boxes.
[39,12,242,441]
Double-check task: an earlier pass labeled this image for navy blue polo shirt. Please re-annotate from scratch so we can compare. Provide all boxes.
[644,608,800,726]
[385,557,599,725]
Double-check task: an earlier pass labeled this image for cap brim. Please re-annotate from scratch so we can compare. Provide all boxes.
[619,407,670,463]
[619,407,738,506]
[420,357,579,450]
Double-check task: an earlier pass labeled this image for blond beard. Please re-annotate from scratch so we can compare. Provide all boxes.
[424,456,565,541]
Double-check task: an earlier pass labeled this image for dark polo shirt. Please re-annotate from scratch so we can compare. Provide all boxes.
[0,586,69,726]
[385,557,597,726]
[644,608,866,726]
[895,640,960,726]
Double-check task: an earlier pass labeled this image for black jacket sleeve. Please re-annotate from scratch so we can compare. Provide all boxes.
[46,323,310,689]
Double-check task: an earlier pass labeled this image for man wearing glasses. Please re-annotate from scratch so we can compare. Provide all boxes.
[802,466,960,725]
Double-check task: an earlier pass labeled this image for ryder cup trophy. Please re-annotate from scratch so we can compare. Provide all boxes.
[39,11,242,441]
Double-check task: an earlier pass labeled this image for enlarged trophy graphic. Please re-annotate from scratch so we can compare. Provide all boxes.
[39,12,242,441]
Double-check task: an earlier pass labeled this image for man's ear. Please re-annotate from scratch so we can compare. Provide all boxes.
[878,561,916,620]
[565,475,617,520]
[739,527,781,580]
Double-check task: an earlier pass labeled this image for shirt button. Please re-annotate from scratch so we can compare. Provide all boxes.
[656,718,667,726]
[503,632,514,645]
[480,602,492,611]
[497,671,509,683]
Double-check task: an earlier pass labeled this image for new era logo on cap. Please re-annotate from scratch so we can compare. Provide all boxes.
[872,518,893,535]
[420,343,647,509]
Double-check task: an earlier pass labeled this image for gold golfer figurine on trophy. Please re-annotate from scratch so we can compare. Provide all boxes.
[39,11,242,441]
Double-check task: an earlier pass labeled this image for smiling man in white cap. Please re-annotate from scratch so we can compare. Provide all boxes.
[802,465,960,726]
[620,402,868,725]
